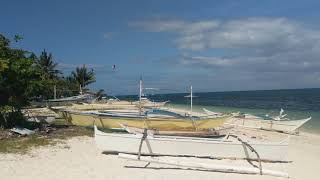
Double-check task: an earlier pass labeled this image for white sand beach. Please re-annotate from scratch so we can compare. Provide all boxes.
[1,132,319,180]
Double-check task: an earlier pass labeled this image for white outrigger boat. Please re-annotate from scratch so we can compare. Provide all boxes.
[95,125,290,177]
[94,125,289,162]
[226,116,311,134]
[203,108,311,134]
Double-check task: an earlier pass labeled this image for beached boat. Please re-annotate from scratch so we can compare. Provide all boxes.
[226,116,311,134]
[132,97,169,108]
[204,109,311,134]
[59,109,229,130]
[47,93,94,103]
[203,108,225,117]
[94,125,289,161]
[56,82,229,130]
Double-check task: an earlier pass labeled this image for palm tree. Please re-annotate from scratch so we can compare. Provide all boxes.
[0,34,9,73]
[37,49,59,79]
[95,89,106,100]
[71,65,96,91]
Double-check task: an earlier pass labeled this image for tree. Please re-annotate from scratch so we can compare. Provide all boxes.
[0,33,97,128]
[0,34,43,128]
[36,49,60,79]
[0,60,8,72]
[71,65,96,91]
[14,35,23,42]
[95,89,106,100]
[0,35,10,72]
[54,76,79,98]
[33,50,62,99]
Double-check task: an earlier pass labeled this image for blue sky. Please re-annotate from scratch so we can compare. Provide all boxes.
[1,0,320,95]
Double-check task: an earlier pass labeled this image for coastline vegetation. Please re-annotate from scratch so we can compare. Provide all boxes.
[0,33,96,129]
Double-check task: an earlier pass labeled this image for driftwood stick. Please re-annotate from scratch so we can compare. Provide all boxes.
[119,153,289,178]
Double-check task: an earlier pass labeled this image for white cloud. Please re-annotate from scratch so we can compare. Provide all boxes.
[131,17,320,52]
[130,19,219,34]
[132,17,320,71]
[129,17,320,89]
[177,18,318,52]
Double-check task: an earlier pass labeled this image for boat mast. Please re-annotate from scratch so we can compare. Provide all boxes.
[190,85,197,130]
[139,76,142,115]
[190,85,193,117]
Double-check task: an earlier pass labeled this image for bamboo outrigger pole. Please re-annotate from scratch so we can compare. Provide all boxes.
[119,153,289,178]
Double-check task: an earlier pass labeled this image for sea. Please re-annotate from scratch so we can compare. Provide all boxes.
[118,88,320,134]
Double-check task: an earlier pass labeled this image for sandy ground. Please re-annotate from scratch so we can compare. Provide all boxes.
[1,132,319,180]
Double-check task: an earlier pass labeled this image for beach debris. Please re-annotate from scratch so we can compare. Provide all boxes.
[10,127,35,136]
[39,124,56,134]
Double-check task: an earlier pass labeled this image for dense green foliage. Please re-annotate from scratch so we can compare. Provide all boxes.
[71,65,96,90]
[0,34,96,128]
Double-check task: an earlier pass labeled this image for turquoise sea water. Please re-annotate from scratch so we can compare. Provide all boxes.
[166,104,320,134]
[119,88,320,134]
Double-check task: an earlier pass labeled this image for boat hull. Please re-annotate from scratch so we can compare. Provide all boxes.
[59,111,228,130]
[121,124,227,138]
[94,126,289,161]
[226,117,311,133]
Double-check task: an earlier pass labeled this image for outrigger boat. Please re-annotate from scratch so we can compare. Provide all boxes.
[203,108,225,117]
[58,108,229,130]
[132,97,169,108]
[94,125,289,162]
[226,116,311,134]
[56,81,230,130]
[203,108,311,134]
